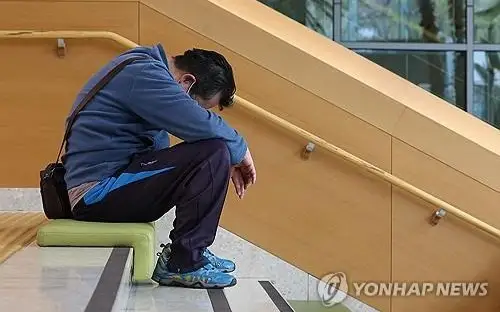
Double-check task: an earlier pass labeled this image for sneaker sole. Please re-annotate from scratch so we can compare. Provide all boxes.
[221,266,236,273]
[152,276,237,289]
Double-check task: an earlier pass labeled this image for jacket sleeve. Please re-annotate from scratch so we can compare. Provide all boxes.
[125,62,247,165]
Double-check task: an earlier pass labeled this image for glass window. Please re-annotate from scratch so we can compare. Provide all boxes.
[259,0,307,24]
[474,1,500,43]
[356,50,466,108]
[259,0,500,128]
[342,0,466,43]
[473,51,500,127]
[258,0,333,38]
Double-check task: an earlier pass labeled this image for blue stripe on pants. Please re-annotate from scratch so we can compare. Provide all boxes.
[83,167,175,205]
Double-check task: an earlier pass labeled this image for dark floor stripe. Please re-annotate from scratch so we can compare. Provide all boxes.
[259,281,294,312]
[207,289,232,312]
[85,248,130,312]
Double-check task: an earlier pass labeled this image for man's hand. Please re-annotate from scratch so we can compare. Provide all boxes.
[231,148,257,199]
[231,167,245,199]
[239,148,256,187]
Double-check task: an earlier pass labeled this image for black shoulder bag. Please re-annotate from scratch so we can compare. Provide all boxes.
[39,56,143,219]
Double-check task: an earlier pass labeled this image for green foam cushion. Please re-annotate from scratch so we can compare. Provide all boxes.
[36,219,155,283]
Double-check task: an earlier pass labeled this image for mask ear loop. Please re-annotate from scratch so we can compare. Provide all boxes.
[186,81,195,95]
[177,78,196,99]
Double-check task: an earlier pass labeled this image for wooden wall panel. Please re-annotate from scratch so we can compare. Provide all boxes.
[139,4,392,172]
[392,139,500,312]
[392,137,500,229]
[394,108,500,192]
[0,1,139,41]
[0,40,129,186]
[0,1,139,186]
[221,107,392,312]
[0,0,134,2]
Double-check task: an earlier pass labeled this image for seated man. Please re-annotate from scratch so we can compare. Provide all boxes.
[62,44,256,289]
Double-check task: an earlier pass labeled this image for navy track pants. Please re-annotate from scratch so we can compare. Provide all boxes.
[72,139,232,273]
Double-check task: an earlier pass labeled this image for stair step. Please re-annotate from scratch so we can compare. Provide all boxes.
[0,245,295,312]
[224,279,294,312]
[124,278,295,312]
[0,245,129,312]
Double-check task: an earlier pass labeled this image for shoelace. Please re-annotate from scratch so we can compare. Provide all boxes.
[156,243,223,267]
[157,243,169,257]
[203,249,224,266]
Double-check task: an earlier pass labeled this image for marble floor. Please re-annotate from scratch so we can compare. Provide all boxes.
[0,244,294,312]
[124,279,290,312]
[0,246,113,312]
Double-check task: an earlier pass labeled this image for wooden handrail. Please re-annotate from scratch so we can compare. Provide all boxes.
[1,30,499,239]
[0,30,138,48]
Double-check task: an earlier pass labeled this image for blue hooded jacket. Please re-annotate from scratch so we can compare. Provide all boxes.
[62,44,247,190]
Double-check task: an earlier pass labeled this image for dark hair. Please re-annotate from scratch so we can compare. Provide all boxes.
[174,48,236,109]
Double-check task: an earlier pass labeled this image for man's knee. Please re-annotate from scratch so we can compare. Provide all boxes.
[203,139,230,166]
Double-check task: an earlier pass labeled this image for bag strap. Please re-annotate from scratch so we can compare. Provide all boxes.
[55,56,144,163]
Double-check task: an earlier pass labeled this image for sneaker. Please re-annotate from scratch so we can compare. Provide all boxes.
[158,243,236,273]
[151,252,237,288]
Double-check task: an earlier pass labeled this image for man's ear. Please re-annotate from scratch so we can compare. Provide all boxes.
[178,73,196,93]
